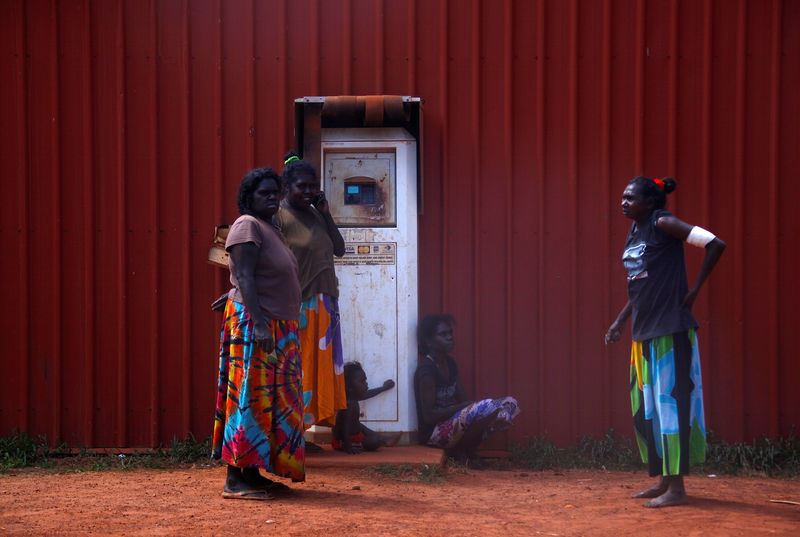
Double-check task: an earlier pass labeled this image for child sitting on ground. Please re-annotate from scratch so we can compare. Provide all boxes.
[332,362,397,453]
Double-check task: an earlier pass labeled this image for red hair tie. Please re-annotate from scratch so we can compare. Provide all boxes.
[653,177,665,190]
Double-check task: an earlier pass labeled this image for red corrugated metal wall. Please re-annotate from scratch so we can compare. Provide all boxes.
[1,0,798,448]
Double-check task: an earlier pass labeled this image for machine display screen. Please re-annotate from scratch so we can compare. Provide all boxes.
[344,183,376,205]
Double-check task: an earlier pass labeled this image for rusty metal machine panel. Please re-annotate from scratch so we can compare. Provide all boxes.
[324,150,397,227]
[323,128,418,437]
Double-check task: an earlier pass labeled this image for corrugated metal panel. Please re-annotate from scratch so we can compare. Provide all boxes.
[1,0,797,447]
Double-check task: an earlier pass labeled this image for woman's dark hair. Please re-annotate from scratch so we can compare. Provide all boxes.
[343,361,365,389]
[628,176,676,210]
[281,150,318,192]
[418,314,455,355]
[237,167,282,216]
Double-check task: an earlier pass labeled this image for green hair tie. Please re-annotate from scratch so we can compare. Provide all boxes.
[284,155,300,165]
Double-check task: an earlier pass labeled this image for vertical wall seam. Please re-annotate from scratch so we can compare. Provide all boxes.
[248,0,255,166]
[503,0,513,395]
[407,0,416,94]
[733,0,747,438]
[634,0,645,172]
[83,0,96,447]
[181,0,192,438]
[278,0,288,153]
[600,0,612,431]
[667,0,679,178]
[18,0,30,432]
[116,0,128,446]
[376,0,384,93]
[149,0,160,446]
[51,0,63,446]
[311,0,319,94]
[439,0,449,309]
[213,0,224,299]
[568,0,578,436]
[767,0,782,436]
[342,0,351,94]
[700,0,713,405]
[470,0,481,391]
[535,0,546,434]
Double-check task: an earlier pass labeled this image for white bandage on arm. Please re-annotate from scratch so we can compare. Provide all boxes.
[686,226,716,248]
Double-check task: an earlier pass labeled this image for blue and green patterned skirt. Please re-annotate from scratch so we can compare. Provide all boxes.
[630,329,706,477]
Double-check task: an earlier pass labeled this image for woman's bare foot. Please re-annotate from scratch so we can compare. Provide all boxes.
[632,479,668,498]
[644,489,689,507]
[640,475,687,507]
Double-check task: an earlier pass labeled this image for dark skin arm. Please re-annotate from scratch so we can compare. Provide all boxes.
[656,215,726,309]
[313,191,346,257]
[417,375,472,426]
[359,379,395,401]
[337,399,363,454]
[211,292,228,312]
[229,242,274,353]
[605,301,632,344]
[605,215,726,344]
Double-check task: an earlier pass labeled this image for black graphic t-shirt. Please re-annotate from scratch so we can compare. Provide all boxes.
[623,209,698,341]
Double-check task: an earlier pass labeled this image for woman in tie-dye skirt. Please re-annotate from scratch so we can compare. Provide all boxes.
[212,167,305,501]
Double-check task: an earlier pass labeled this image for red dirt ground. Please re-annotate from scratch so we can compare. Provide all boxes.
[1,446,798,536]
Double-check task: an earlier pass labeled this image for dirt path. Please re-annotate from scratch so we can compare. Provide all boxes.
[1,461,798,536]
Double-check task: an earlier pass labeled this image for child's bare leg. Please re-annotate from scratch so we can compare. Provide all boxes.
[360,424,386,451]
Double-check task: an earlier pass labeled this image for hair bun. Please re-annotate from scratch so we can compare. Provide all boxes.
[283,149,300,163]
[661,177,676,194]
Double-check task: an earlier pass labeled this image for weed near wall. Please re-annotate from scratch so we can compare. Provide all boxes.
[508,429,800,477]
[0,433,215,473]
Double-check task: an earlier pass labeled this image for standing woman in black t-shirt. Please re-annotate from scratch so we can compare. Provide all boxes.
[606,176,726,507]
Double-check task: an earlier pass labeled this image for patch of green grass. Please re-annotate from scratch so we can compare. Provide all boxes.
[0,431,48,472]
[363,462,447,483]
[0,433,216,473]
[508,429,800,477]
[167,434,211,463]
[699,429,800,477]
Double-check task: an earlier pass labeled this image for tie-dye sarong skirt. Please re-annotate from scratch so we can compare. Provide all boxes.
[298,293,346,428]
[212,299,305,482]
[630,329,706,477]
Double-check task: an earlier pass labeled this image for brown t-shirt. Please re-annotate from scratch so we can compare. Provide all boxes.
[226,214,301,321]
[275,205,339,300]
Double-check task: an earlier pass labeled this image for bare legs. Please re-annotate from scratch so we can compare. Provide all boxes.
[445,408,502,469]
[633,475,688,507]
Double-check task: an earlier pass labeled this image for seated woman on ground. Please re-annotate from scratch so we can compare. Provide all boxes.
[414,314,520,469]
[332,362,397,453]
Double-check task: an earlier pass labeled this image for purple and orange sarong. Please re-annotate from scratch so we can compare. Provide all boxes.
[212,299,305,482]
[428,397,520,449]
[298,293,347,428]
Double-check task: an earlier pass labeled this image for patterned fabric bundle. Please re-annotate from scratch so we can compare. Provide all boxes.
[298,293,346,428]
[212,299,305,482]
[428,397,520,449]
[630,328,706,477]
